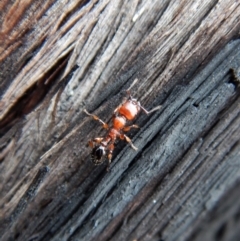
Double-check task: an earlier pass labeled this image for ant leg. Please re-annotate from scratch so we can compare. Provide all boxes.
[122,124,139,132]
[84,109,109,129]
[120,134,138,151]
[106,153,112,172]
[106,143,114,171]
[126,78,139,100]
[127,78,161,114]
[114,105,122,114]
[88,137,103,148]
[140,104,161,115]
[127,78,138,91]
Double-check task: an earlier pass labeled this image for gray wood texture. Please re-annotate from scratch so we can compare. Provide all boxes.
[0,1,240,241]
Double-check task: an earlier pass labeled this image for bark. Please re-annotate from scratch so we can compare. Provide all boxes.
[0,1,240,241]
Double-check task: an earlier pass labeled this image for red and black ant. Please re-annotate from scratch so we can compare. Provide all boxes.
[84,79,161,170]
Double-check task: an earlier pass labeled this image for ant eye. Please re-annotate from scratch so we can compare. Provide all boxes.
[131,99,138,105]
[91,146,106,164]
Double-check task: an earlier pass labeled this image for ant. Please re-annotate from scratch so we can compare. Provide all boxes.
[84,79,161,170]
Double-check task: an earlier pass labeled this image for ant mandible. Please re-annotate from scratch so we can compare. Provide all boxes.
[84,79,161,170]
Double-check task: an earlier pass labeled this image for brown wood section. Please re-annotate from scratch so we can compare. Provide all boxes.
[0,1,240,241]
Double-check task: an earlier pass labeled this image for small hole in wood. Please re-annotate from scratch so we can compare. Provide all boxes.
[192,103,199,108]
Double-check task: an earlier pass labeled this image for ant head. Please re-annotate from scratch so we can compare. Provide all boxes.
[91,145,106,165]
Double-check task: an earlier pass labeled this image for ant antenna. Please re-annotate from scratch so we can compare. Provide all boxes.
[126,78,138,97]
[127,78,138,92]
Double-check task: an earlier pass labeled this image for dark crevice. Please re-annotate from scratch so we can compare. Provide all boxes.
[215,222,227,241]
[228,68,240,89]
[47,64,79,136]
[0,51,72,137]
[56,0,92,31]
[224,140,240,158]
[192,102,199,108]
[201,93,239,142]
[234,206,240,221]
[17,36,47,72]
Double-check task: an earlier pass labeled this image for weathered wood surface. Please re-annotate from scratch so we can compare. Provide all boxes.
[0,1,240,241]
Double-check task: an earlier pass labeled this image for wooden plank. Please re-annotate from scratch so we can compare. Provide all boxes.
[0,1,240,241]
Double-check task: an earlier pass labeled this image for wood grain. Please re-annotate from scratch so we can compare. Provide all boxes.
[0,1,240,241]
